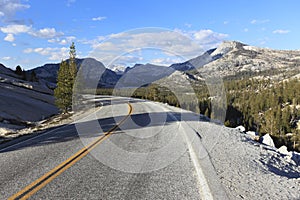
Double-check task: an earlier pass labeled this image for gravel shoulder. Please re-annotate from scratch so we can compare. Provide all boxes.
[160,102,300,200]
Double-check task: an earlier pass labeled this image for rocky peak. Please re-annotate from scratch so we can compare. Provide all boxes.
[210,41,246,57]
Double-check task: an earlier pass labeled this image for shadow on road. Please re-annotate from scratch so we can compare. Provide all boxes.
[0,100,208,154]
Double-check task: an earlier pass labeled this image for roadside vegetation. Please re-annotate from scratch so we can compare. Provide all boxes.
[96,77,300,152]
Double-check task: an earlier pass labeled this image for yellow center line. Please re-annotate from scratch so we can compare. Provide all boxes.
[9,103,133,200]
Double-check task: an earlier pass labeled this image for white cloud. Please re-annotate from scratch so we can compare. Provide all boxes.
[23,47,69,60]
[0,0,30,18]
[272,29,290,34]
[47,38,59,43]
[0,11,4,17]
[49,36,76,45]
[150,57,183,66]
[118,55,143,63]
[4,33,14,42]
[34,47,51,55]
[49,47,69,60]
[87,28,228,66]
[192,29,228,45]
[1,56,12,60]
[0,25,64,41]
[243,28,249,32]
[0,24,31,34]
[59,39,68,45]
[251,19,270,24]
[29,28,64,38]
[0,24,30,42]
[92,16,106,21]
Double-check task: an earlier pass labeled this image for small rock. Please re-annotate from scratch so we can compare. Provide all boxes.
[260,134,275,147]
[277,146,292,157]
[236,125,245,133]
[0,127,12,136]
[246,131,258,136]
[246,131,259,141]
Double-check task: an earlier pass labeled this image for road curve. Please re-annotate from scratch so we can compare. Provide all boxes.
[0,96,227,199]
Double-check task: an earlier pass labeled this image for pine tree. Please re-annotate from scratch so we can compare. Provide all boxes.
[15,65,22,76]
[69,42,77,85]
[54,60,72,113]
[54,42,77,113]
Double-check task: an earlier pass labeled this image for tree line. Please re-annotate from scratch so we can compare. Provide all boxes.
[14,65,38,82]
[97,77,300,152]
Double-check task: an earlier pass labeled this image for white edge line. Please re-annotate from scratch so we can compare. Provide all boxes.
[182,126,214,200]
[161,104,214,200]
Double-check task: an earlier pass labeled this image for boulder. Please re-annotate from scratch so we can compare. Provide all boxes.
[246,131,259,140]
[277,146,292,157]
[236,125,245,133]
[260,134,275,147]
[246,131,258,136]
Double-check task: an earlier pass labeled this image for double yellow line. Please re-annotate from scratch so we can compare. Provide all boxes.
[9,103,133,200]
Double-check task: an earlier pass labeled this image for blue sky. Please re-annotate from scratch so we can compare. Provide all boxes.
[0,0,299,70]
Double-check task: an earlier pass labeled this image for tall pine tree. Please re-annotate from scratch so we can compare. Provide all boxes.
[69,42,77,86]
[54,43,77,113]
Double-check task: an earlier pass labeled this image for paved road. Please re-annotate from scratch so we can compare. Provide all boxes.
[0,96,227,199]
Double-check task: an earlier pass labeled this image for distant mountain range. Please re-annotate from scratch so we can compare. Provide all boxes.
[13,40,300,90]
[1,40,300,129]
[117,41,300,83]
[28,58,120,89]
[1,40,300,92]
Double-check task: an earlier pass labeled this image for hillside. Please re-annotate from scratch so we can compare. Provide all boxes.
[0,64,58,136]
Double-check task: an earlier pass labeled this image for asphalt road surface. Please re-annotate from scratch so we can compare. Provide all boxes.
[0,96,227,200]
